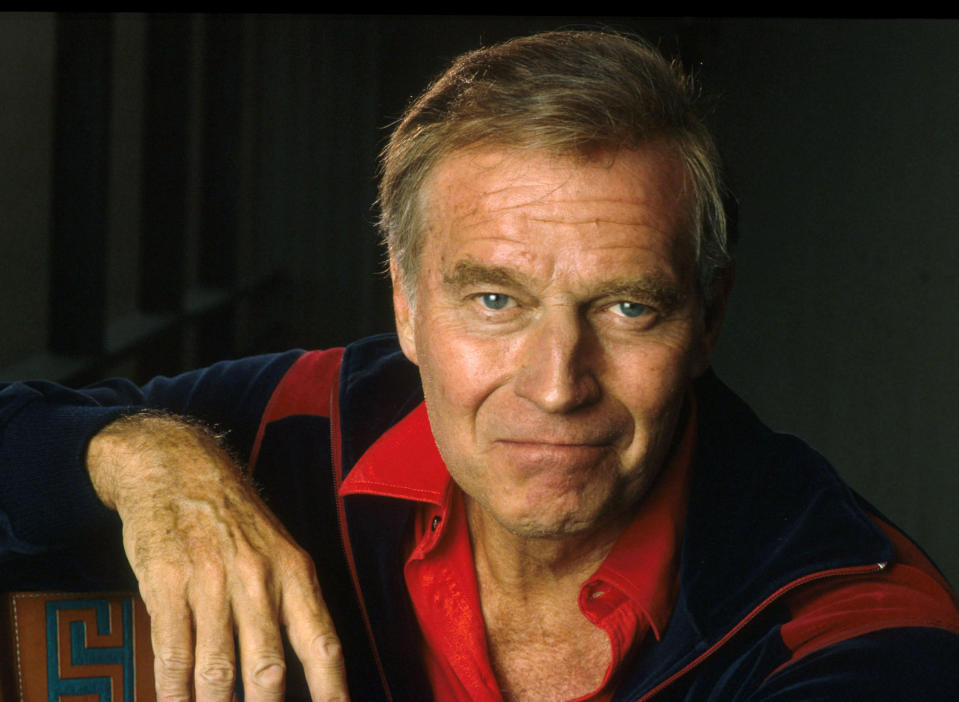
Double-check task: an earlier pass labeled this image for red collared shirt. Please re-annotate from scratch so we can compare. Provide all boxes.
[341,401,695,702]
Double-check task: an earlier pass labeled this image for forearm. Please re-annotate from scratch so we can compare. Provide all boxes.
[1,352,297,559]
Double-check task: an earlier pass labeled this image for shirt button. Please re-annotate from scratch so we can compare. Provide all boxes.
[591,589,606,600]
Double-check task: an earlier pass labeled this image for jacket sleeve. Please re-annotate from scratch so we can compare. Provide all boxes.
[744,626,959,701]
[0,351,302,586]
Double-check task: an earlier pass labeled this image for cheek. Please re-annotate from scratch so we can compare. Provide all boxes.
[414,319,513,417]
[615,344,693,433]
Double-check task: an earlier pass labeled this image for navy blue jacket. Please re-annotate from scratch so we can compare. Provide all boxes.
[2,334,958,700]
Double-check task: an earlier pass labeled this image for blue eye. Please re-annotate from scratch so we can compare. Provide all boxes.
[614,301,648,318]
[479,293,512,310]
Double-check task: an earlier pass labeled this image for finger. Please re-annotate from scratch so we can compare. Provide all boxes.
[281,556,350,702]
[149,595,196,702]
[192,568,238,702]
[232,568,287,702]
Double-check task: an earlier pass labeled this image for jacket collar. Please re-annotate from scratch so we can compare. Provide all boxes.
[683,370,892,636]
[336,334,430,702]
[612,371,893,700]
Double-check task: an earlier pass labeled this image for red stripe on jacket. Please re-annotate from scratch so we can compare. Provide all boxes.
[775,515,959,677]
[248,348,344,472]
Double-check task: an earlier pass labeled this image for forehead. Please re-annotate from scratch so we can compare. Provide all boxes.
[418,144,694,283]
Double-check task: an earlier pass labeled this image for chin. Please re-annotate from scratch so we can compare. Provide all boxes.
[504,520,595,540]
[492,494,617,540]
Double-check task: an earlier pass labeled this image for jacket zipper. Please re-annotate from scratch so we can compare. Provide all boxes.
[329,370,396,702]
[634,561,888,701]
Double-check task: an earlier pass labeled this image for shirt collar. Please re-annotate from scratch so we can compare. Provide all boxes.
[340,402,447,504]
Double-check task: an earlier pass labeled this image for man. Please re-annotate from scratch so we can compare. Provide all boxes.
[2,30,958,702]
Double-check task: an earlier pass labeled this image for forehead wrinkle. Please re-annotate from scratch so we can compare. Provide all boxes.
[490,188,663,209]
[431,152,688,239]
[524,214,674,229]
[508,191,682,229]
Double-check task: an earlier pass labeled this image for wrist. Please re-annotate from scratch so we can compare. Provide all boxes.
[86,411,232,512]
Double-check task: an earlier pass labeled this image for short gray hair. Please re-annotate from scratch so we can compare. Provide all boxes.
[378,30,733,305]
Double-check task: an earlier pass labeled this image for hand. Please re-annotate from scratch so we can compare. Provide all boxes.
[87,412,349,702]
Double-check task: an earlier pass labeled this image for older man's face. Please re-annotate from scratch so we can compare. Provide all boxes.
[394,144,720,539]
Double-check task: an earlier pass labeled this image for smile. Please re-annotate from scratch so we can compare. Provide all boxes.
[499,439,611,448]
[494,440,614,469]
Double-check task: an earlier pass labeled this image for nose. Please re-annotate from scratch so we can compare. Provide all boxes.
[513,309,601,413]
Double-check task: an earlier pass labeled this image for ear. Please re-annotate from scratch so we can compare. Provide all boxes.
[390,258,419,365]
[693,264,735,376]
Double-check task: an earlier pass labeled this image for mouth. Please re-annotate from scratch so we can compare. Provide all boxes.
[499,439,610,448]
[496,431,617,448]
[494,439,614,470]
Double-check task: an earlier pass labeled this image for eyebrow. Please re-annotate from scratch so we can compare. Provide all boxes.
[442,260,532,291]
[591,278,687,312]
[442,260,688,312]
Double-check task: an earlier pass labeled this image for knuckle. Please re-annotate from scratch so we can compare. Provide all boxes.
[310,632,345,669]
[286,545,318,577]
[154,647,194,676]
[234,547,271,581]
[141,575,189,612]
[153,649,194,701]
[277,547,320,592]
[196,657,236,690]
[197,552,227,575]
[193,550,229,582]
[248,656,287,691]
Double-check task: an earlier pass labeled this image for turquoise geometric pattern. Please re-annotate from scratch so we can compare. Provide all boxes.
[44,597,135,702]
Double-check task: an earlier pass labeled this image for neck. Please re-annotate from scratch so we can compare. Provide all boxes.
[466,494,627,701]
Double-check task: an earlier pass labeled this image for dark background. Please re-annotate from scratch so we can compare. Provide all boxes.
[2,15,956,584]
